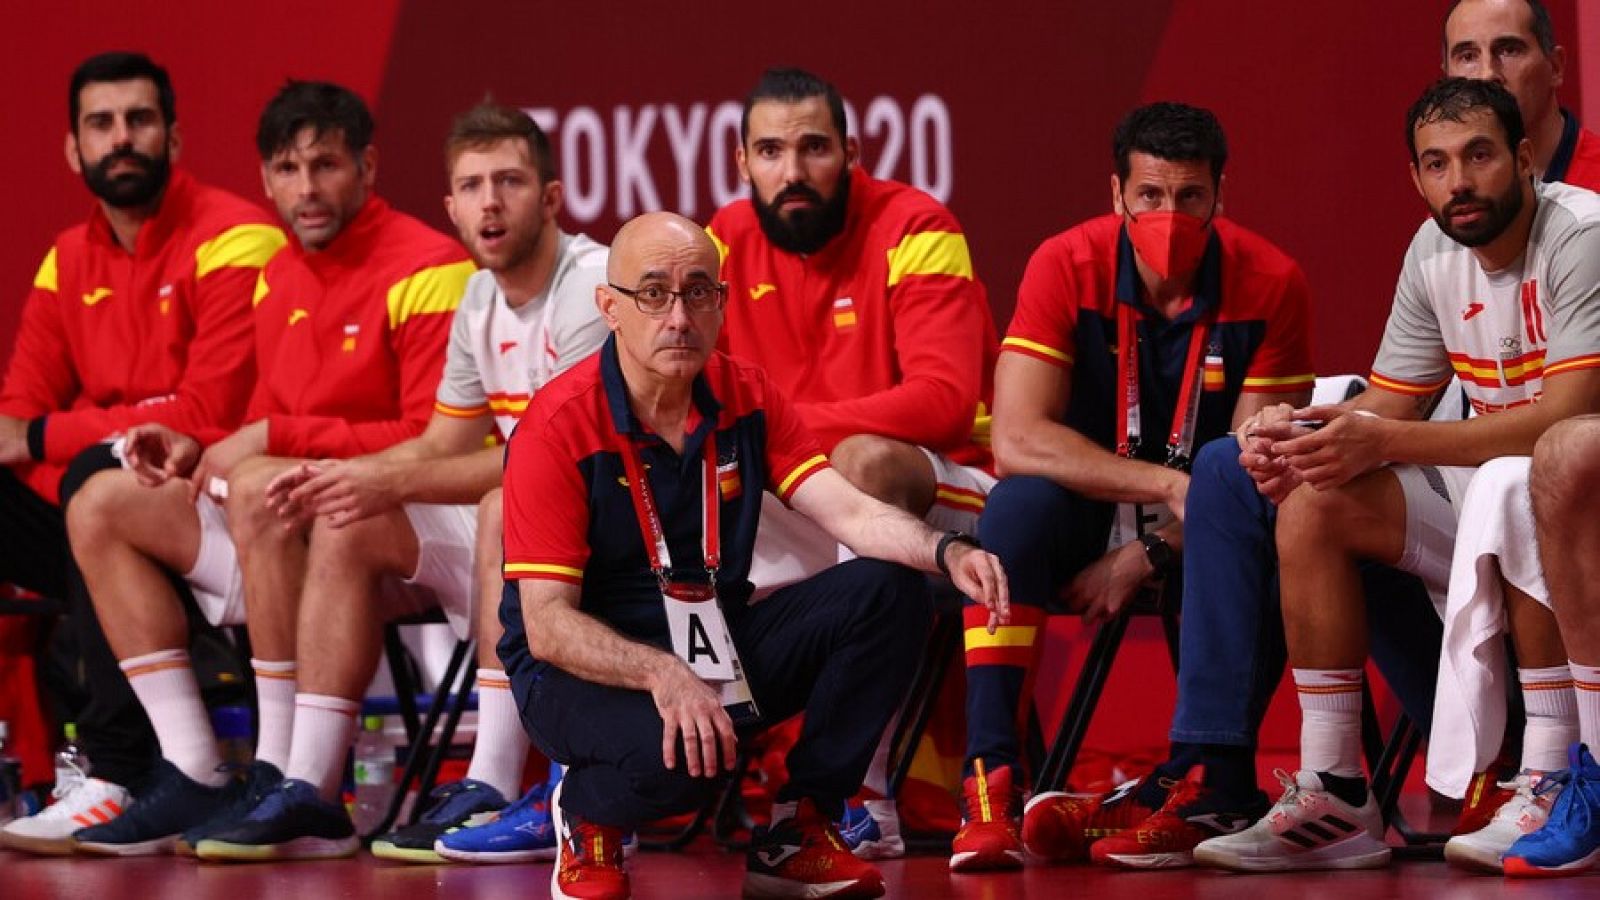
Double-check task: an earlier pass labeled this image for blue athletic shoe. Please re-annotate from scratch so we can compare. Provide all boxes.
[434,779,559,863]
[194,778,358,862]
[371,778,507,863]
[1503,743,1600,878]
[176,760,283,857]
[837,798,905,859]
[72,759,242,857]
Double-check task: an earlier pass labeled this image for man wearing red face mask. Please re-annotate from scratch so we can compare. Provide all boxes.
[950,102,1317,872]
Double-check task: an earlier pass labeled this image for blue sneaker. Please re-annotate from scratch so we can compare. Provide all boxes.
[72,759,241,857]
[837,798,905,859]
[194,778,358,862]
[1504,744,1600,878]
[435,780,559,863]
[176,761,283,857]
[371,778,507,863]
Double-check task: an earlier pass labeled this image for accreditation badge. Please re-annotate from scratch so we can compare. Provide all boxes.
[1107,502,1177,552]
[661,581,760,724]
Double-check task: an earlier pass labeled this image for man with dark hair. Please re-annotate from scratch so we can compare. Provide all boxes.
[971,100,1317,873]
[1192,76,1600,873]
[709,66,997,859]
[0,50,281,854]
[225,100,609,863]
[62,80,471,858]
[502,210,1006,900]
[1444,0,1600,188]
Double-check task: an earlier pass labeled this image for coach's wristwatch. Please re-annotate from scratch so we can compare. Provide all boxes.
[1139,532,1177,576]
[935,530,981,575]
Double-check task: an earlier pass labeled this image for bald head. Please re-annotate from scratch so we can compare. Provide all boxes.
[599,211,726,389]
[609,211,719,284]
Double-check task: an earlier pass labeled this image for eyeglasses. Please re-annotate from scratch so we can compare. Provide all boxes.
[607,280,727,316]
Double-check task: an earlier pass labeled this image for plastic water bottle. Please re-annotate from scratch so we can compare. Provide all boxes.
[0,720,21,824]
[352,715,394,833]
[56,722,90,782]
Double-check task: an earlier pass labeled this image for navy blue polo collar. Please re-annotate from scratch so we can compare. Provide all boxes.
[599,334,723,450]
[1544,108,1582,185]
[1113,221,1223,327]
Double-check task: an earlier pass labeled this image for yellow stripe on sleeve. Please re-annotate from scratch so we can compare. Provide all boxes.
[387,260,475,329]
[504,562,584,580]
[963,625,1039,650]
[1242,372,1316,388]
[777,454,829,498]
[434,401,491,419]
[885,231,973,287]
[252,270,270,306]
[33,248,58,292]
[194,223,287,278]
[1000,336,1072,364]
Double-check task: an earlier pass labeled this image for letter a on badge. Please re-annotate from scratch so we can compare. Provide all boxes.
[687,614,721,666]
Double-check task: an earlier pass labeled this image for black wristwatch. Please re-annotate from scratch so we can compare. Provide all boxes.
[935,530,981,575]
[1139,532,1177,576]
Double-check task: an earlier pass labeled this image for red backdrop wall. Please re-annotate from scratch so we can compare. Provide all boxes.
[0,0,1586,380]
[0,0,1590,784]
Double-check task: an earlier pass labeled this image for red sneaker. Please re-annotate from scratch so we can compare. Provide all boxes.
[1089,778,1264,869]
[550,782,630,900]
[1022,776,1160,862]
[949,760,1023,872]
[1453,756,1519,837]
[743,798,884,898]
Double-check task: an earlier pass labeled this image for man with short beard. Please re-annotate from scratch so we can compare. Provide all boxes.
[0,51,282,855]
[707,67,997,859]
[243,100,610,864]
[1193,76,1600,874]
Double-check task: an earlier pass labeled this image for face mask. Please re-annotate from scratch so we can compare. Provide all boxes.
[1125,210,1211,281]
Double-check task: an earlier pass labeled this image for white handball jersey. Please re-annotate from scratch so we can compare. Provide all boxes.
[434,232,610,436]
[1370,181,1600,414]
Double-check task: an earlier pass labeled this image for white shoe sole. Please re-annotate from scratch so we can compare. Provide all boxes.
[74,834,177,857]
[742,872,880,898]
[850,836,905,860]
[1194,833,1391,872]
[435,843,560,864]
[0,829,78,856]
[1100,850,1193,869]
[1444,836,1508,874]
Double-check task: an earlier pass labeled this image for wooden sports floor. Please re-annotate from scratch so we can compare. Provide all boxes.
[8,842,1600,899]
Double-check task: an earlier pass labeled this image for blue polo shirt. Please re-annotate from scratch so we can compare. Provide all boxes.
[498,335,829,679]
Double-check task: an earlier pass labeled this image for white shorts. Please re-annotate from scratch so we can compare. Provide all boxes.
[183,497,478,639]
[747,449,995,600]
[1390,462,1478,617]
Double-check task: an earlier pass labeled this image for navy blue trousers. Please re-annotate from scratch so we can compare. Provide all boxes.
[516,558,931,827]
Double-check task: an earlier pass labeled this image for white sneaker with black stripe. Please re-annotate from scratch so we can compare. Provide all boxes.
[1192,770,1390,872]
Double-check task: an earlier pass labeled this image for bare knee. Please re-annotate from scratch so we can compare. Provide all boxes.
[1275,482,1363,558]
[224,458,291,542]
[829,435,932,512]
[1533,416,1600,516]
[66,469,136,555]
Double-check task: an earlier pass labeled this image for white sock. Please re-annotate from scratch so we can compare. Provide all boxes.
[859,706,900,800]
[122,649,227,786]
[1571,661,1600,751]
[1521,665,1578,773]
[463,669,528,800]
[1293,668,1365,778]
[252,658,298,772]
[285,693,361,801]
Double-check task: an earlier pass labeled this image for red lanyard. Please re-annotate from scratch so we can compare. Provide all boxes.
[1114,303,1213,470]
[616,427,721,588]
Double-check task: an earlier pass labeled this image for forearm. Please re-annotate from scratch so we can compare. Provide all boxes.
[995,417,1184,506]
[391,445,503,505]
[525,598,678,691]
[1376,405,1582,467]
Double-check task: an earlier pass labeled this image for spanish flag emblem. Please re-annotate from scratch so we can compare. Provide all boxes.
[1203,353,1225,391]
[832,297,857,330]
[717,461,742,500]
